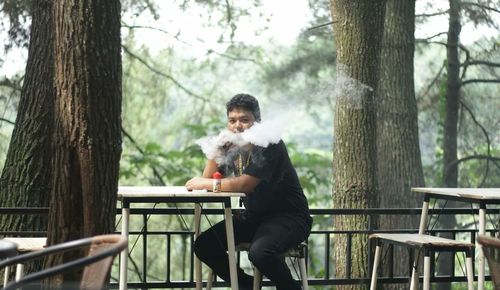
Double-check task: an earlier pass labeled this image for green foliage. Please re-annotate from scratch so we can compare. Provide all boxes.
[121,0,160,19]
[0,0,31,50]
[426,69,448,186]
[458,145,500,187]
[120,134,206,186]
[288,143,332,205]
[1,0,499,285]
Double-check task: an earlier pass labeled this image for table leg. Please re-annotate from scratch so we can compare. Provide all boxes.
[478,204,486,290]
[194,203,202,290]
[423,254,430,290]
[119,206,130,290]
[224,205,239,290]
[369,242,381,290]
[418,198,429,235]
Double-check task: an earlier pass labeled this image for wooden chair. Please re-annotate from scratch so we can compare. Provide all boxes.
[206,242,309,290]
[477,235,500,290]
[0,234,127,290]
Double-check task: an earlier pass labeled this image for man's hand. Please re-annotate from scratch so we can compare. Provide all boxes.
[185,177,212,191]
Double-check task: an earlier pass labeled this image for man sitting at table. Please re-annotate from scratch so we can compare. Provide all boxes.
[185,93,312,290]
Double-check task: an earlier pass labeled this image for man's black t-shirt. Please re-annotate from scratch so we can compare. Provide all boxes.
[234,140,312,228]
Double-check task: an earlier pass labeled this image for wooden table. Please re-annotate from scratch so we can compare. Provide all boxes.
[117,186,245,290]
[412,187,500,290]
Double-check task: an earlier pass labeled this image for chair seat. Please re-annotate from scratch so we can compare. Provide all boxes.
[370,233,474,250]
[207,241,309,290]
[236,241,307,257]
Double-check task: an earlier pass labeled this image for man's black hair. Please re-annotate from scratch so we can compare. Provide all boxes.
[226,93,261,122]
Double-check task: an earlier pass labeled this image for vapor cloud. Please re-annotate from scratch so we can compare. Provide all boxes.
[196,113,291,165]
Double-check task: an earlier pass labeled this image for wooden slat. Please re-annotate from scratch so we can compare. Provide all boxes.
[370,233,474,248]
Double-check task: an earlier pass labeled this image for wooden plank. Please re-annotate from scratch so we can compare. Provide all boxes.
[369,233,474,248]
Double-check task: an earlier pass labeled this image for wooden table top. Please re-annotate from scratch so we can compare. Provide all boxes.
[412,187,500,201]
[118,186,245,198]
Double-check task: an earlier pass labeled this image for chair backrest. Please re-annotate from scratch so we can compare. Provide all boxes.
[81,235,127,290]
[477,235,500,290]
[0,234,127,290]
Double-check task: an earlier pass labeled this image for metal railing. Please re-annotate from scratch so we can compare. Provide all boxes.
[1,206,498,289]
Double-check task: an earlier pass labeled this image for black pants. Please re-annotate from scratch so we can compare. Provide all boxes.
[194,214,311,290]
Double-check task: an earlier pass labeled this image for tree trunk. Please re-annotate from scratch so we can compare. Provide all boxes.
[437,0,462,288]
[443,0,461,189]
[376,0,424,287]
[46,0,122,281]
[330,1,385,289]
[0,0,54,233]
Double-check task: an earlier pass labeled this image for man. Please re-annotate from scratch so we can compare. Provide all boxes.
[185,93,312,290]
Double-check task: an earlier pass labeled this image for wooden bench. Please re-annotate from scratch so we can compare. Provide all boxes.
[2,237,46,284]
[369,233,474,290]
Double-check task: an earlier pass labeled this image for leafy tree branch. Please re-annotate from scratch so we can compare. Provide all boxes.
[460,79,500,86]
[306,21,338,31]
[461,60,500,67]
[416,11,450,17]
[460,101,492,187]
[448,155,500,171]
[419,32,448,41]
[461,2,500,14]
[418,62,445,100]
[0,117,15,125]
[121,23,261,65]
[121,44,209,102]
[121,126,166,186]
[444,155,500,187]
[0,78,22,92]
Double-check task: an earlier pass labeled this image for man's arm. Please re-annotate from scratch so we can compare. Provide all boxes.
[185,174,260,193]
[220,174,260,193]
[202,159,218,178]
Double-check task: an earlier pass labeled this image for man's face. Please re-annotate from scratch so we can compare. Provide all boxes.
[227,108,256,133]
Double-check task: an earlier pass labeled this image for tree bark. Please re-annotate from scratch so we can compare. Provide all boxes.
[330,1,385,289]
[46,0,122,281]
[376,0,425,287]
[0,0,54,233]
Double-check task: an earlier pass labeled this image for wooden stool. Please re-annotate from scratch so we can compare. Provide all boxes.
[369,233,474,290]
[2,237,46,284]
[206,242,308,290]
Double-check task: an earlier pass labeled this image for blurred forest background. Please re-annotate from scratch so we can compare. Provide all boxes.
[0,0,499,288]
[1,0,498,199]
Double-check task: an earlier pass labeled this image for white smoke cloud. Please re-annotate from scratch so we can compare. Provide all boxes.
[196,112,292,165]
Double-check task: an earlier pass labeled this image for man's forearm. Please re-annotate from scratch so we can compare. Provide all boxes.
[220,175,258,193]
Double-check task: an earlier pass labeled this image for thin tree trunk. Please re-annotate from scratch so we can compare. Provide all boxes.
[0,0,54,233]
[437,0,462,288]
[443,0,461,188]
[376,1,424,287]
[46,0,122,282]
[330,1,385,289]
